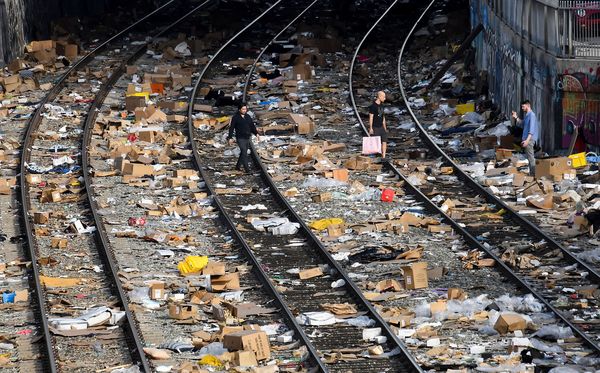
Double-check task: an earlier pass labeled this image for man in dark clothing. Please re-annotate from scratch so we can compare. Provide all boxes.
[227,103,259,173]
[368,91,388,159]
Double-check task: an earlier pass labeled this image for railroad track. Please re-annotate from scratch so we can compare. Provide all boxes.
[390,6,600,272]
[81,1,322,371]
[348,0,600,365]
[186,0,423,371]
[17,1,214,371]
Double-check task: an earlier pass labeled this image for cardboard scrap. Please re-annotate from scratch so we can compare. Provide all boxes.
[39,275,81,287]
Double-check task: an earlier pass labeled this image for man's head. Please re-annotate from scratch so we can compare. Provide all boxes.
[521,100,531,113]
[376,91,386,103]
[238,102,248,115]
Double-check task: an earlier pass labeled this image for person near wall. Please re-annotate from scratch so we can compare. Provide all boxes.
[227,103,259,173]
[512,99,540,176]
[368,91,388,159]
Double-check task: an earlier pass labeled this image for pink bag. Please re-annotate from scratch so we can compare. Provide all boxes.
[362,136,381,155]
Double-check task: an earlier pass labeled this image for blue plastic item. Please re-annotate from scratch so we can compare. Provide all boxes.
[2,292,15,303]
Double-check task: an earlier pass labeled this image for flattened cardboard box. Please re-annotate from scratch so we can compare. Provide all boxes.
[210,272,240,291]
[223,330,270,360]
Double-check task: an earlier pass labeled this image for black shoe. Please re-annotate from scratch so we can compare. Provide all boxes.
[235,166,241,171]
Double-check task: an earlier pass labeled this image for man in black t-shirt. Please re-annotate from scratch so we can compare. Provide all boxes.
[227,103,260,173]
[368,91,388,159]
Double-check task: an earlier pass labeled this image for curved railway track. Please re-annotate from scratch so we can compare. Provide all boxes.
[186,0,423,371]
[348,0,600,366]
[9,0,598,371]
[81,0,322,371]
[17,1,213,371]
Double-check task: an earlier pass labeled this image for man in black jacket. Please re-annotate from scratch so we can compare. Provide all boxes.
[227,103,259,173]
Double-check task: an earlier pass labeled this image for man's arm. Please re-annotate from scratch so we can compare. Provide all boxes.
[227,117,235,139]
[368,113,374,134]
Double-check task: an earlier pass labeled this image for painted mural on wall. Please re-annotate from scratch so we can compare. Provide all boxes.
[558,70,600,149]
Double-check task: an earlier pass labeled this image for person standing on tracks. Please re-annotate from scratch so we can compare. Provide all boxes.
[227,103,259,173]
[368,91,388,159]
[511,100,539,176]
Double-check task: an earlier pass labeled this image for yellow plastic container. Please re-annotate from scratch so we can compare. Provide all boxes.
[455,103,475,115]
[568,152,587,168]
[309,218,344,231]
[125,92,150,100]
[177,255,208,275]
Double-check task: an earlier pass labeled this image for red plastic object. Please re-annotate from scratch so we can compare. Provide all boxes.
[128,217,146,226]
[127,133,138,142]
[381,188,395,202]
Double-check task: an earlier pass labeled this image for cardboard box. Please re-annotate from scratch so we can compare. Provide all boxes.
[25,174,42,184]
[149,282,165,300]
[194,104,213,113]
[283,80,298,93]
[293,64,312,80]
[211,272,240,291]
[223,303,275,318]
[40,190,62,203]
[51,237,68,249]
[289,114,315,134]
[202,262,226,276]
[448,288,467,300]
[331,168,349,182]
[298,267,323,279]
[495,148,514,160]
[494,313,527,334]
[312,192,332,203]
[122,163,154,177]
[138,131,155,143]
[223,330,271,360]
[125,95,146,111]
[32,49,57,63]
[33,212,50,224]
[475,136,498,151]
[234,350,258,367]
[56,43,78,59]
[402,262,428,290]
[168,303,197,320]
[327,223,344,237]
[29,40,54,52]
[430,300,447,314]
[390,313,413,328]
[535,157,573,181]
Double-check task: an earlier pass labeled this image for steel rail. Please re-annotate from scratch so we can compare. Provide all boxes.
[16,1,186,371]
[377,0,600,354]
[348,0,399,136]
[241,0,319,101]
[398,14,600,284]
[242,1,423,371]
[186,1,327,371]
[79,2,213,372]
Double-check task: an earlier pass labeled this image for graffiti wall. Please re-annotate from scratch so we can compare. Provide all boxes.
[558,69,600,149]
[471,0,559,150]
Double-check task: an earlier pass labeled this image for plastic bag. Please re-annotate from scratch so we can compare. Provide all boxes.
[344,315,376,327]
[534,325,574,340]
[362,136,382,155]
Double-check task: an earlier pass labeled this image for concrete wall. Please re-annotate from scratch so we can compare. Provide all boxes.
[471,0,600,153]
[0,0,113,64]
[470,0,560,151]
[0,0,27,64]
